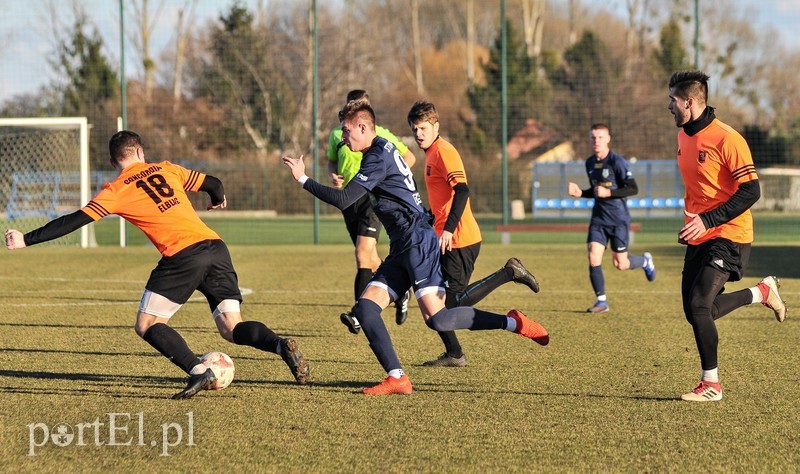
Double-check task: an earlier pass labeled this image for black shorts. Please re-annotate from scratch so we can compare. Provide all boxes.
[683,238,751,283]
[145,239,242,311]
[440,242,481,294]
[341,194,382,245]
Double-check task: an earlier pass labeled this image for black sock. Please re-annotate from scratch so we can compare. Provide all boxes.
[232,321,281,354]
[436,331,464,358]
[354,268,373,301]
[456,267,513,307]
[142,323,201,373]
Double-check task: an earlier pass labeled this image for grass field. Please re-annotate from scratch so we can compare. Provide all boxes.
[1,242,798,472]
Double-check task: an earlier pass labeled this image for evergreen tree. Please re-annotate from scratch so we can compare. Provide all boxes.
[467,19,550,150]
[547,31,616,138]
[654,19,689,74]
[193,3,297,156]
[50,11,118,166]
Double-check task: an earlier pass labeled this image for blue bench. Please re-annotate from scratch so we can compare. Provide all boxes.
[533,197,685,210]
[5,171,114,220]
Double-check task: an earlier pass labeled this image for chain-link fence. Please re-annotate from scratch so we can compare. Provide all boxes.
[1,1,799,245]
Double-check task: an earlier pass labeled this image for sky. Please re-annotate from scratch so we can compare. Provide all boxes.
[1,0,799,105]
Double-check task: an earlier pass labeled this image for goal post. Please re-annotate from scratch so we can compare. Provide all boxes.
[0,117,91,247]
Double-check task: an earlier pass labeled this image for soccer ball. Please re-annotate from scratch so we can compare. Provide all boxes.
[199,351,235,390]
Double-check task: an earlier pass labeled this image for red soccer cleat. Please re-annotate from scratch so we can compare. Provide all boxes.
[362,374,413,395]
[507,309,549,346]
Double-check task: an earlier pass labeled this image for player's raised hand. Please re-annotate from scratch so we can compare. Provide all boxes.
[4,229,26,250]
[567,182,582,197]
[282,154,306,181]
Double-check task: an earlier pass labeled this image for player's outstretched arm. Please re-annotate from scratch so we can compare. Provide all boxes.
[5,229,26,250]
[7,210,93,249]
[283,154,368,210]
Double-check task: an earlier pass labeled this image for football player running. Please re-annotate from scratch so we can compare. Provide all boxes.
[5,130,309,399]
[283,100,549,395]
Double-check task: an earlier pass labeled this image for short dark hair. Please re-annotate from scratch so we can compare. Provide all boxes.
[339,90,370,121]
[109,130,143,163]
[407,100,439,126]
[346,89,369,103]
[669,70,710,102]
[339,100,375,130]
[591,123,610,133]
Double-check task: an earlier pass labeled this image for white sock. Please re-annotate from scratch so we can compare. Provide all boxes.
[597,295,607,302]
[388,369,405,379]
[749,287,762,305]
[505,317,517,332]
[701,368,719,383]
[190,363,208,375]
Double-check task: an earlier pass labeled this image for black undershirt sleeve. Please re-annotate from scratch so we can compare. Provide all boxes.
[699,179,760,229]
[609,177,638,198]
[302,179,368,211]
[443,183,469,234]
[199,175,225,206]
[23,210,94,246]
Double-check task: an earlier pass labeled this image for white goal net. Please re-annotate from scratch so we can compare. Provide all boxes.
[0,117,91,247]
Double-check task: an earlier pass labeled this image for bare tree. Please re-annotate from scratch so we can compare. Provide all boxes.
[129,0,165,102]
[172,0,195,112]
[467,0,475,90]
[411,0,425,94]
[520,0,546,58]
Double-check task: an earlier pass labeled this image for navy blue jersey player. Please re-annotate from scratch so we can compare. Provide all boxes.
[283,100,550,395]
[567,123,656,313]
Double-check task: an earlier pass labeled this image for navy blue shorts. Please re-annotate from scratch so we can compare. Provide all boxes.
[587,221,630,253]
[370,229,445,302]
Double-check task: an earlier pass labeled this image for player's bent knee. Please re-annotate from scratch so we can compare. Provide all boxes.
[213,299,242,342]
[139,290,182,319]
[426,311,456,332]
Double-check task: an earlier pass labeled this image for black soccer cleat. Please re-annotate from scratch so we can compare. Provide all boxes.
[505,257,540,293]
[395,289,410,325]
[172,368,216,400]
[340,309,361,334]
[280,338,310,385]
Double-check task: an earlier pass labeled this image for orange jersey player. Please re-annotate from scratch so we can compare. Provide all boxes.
[407,100,542,367]
[5,130,309,399]
[667,71,786,402]
[83,160,220,256]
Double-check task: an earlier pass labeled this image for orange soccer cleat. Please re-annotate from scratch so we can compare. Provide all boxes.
[507,309,549,346]
[362,374,413,395]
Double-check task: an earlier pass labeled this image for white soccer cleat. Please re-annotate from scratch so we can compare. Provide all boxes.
[758,276,787,323]
[680,380,723,402]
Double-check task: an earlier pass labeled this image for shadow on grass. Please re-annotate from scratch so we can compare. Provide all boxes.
[413,382,678,401]
[0,368,317,398]
[0,347,158,357]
